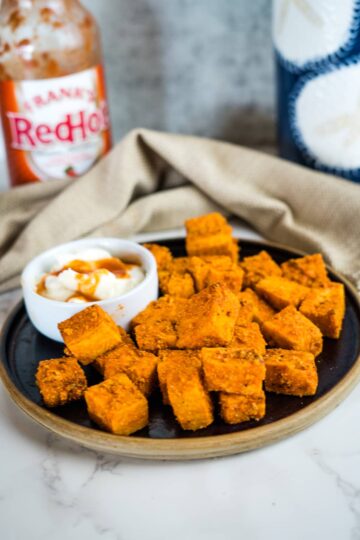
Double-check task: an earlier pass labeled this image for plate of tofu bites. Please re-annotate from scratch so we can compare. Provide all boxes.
[1,213,360,460]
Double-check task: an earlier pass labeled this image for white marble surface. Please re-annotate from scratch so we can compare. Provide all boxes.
[0,225,360,540]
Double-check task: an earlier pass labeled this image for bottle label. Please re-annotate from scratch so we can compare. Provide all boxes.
[0,65,112,185]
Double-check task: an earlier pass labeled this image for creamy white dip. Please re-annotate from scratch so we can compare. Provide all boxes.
[36,248,145,303]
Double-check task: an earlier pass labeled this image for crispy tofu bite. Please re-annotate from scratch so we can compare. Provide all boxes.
[236,291,256,325]
[186,234,239,261]
[159,271,195,298]
[36,357,87,407]
[118,326,136,347]
[189,256,244,292]
[255,276,309,310]
[93,328,136,374]
[185,213,239,261]
[131,295,188,328]
[158,257,195,298]
[97,344,158,396]
[58,305,121,365]
[185,212,231,237]
[166,359,213,431]
[171,257,193,274]
[176,283,240,348]
[85,374,148,435]
[299,283,345,338]
[135,320,177,351]
[264,349,318,396]
[201,348,265,394]
[240,250,282,288]
[281,254,330,288]
[230,322,267,355]
[143,243,173,272]
[157,350,202,405]
[262,306,323,357]
[241,288,276,326]
[219,389,266,424]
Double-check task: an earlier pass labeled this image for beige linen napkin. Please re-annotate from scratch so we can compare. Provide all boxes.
[1,127,360,293]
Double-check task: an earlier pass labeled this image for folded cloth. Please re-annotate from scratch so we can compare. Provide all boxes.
[1,128,360,293]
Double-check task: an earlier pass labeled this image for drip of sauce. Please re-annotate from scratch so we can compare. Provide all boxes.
[36,256,141,302]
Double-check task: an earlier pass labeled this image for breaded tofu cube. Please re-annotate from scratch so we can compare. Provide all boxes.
[185,213,239,261]
[299,283,345,338]
[255,276,309,310]
[158,258,195,296]
[159,271,195,298]
[189,256,244,292]
[98,344,158,395]
[219,389,266,424]
[230,322,267,355]
[264,349,318,396]
[36,357,87,407]
[58,305,121,365]
[186,234,239,261]
[131,295,188,328]
[176,283,239,348]
[240,250,282,288]
[241,288,276,326]
[118,326,136,347]
[143,243,173,271]
[85,373,148,435]
[262,306,323,357]
[201,348,265,393]
[166,360,213,431]
[185,212,232,237]
[94,327,136,374]
[171,257,193,274]
[281,254,330,288]
[135,319,177,351]
[236,291,256,325]
[157,350,202,405]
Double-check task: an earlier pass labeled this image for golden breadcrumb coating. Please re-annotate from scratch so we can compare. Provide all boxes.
[185,213,239,261]
[230,322,267,355]
[262,306,323,357]
[201,347,265,394]
[157,350,202,405]
[36,357,87,407]
[96,344,158,395]
[219,390,266,424]
[188,255,244,292]
[281,254,330,288]
[159,271,195,298]
[240,288,276,326]
[131,295,188,328]
[176,283,240,348]
[255,276,309,310]
[143,243,173,271]
[299,282,345,338]
[84,373,148,435]
[58,305,121,365]
[240,250,282,288]
[264,349,318,396]
[166,359,213,431]
[135,319,177,351]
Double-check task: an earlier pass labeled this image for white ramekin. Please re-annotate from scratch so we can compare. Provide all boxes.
[21,237,158,342]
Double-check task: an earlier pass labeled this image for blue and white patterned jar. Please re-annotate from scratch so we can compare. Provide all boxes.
[273,0,360,182]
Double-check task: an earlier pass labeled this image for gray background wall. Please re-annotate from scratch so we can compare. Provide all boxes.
[82,0,275,149]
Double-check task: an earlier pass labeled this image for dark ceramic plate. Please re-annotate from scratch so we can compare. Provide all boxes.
[1,238,360,460]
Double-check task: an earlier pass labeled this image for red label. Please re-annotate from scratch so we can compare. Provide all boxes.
[0,65,112,186]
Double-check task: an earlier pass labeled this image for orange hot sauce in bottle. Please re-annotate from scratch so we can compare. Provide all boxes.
[0,0,112,186]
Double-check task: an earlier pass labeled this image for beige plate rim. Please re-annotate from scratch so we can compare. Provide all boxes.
[1,238,360,460]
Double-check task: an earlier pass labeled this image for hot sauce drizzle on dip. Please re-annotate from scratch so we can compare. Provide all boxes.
[36,249,145,303]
